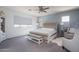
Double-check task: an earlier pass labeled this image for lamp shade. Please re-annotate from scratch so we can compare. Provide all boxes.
[0,18,2,23]
[0,18,2,31]
[0,11,5,17]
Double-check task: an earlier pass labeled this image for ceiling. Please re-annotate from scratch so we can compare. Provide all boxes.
[5,6,79,16]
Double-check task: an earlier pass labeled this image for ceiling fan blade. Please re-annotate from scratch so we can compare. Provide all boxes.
[38,6,43,10]
[43,7,49,10]
[38,10,47,13]
[38,6,48,13]
[43,10,47,12]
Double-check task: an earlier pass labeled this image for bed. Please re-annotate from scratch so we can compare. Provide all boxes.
[30,28,56,37]
[28,22,57,44]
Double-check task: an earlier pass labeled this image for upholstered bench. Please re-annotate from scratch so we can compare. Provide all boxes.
[27,33,43,44]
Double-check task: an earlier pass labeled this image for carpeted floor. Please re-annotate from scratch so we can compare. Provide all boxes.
[0,36,66,52]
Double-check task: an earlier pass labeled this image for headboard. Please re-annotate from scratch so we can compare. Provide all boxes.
[42,22,57,28]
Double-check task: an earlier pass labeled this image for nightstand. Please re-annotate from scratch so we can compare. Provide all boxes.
[64,32,74,39]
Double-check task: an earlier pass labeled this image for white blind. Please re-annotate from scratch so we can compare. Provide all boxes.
[14,16,32,25]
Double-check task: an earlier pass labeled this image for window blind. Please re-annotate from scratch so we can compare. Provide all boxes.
[14,16,32,25]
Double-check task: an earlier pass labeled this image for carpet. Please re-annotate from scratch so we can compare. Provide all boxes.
[0,36,66,52]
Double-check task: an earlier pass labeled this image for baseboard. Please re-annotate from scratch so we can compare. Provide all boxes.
[6,35,26,40]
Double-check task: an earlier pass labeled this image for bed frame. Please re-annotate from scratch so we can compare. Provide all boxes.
[42,22,57,29]
[28,22,57,44]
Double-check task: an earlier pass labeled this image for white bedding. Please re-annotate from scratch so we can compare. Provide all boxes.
[30,28,56,37]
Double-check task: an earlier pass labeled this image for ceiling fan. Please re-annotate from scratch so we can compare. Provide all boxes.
[28,6,50,13]
[38,6,50,13]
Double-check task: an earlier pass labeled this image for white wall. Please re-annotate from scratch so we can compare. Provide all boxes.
[0,7,38,39]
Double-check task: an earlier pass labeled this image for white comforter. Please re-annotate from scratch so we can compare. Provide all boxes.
[30,28,56,37]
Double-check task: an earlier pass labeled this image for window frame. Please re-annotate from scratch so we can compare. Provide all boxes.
[61,16,70,23]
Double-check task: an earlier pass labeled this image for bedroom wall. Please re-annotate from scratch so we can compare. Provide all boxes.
[40,9,79,28]
[1,7,79,39]
[40,9,79,51]
[40,13,58,23]
[0,7,37,39]
[56,9,79,28]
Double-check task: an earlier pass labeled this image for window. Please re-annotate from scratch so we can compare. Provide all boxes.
[14,24,32,27]
[61,16,70,22]
[14,16,32,27]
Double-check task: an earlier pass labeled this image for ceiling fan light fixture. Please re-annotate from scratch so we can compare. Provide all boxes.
[28,6,50,13]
